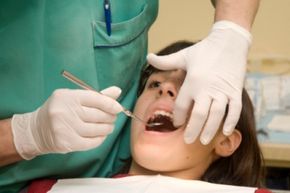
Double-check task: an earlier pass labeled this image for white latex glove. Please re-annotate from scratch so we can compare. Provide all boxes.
[11,86,123,160]
[147,21,252,145]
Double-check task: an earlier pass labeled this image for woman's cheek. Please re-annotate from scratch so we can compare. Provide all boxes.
[134,94,150,115]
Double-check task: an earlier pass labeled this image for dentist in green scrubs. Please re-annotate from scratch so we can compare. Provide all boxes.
[0,0,259,192]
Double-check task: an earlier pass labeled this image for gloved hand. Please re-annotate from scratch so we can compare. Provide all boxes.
[147,21,252,145]
[11,86,123,160]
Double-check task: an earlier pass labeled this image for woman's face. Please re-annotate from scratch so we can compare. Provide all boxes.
[130,69,218,179]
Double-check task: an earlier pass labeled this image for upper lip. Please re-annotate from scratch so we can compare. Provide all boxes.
[146,101,174,122]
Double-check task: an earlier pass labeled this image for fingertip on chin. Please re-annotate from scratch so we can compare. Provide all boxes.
[184,136,193,144]
[183,129,196,144]
[173,117,185,128]
[200,136,210,145]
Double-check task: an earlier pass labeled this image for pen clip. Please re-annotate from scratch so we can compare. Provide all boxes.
[104,0,111,36]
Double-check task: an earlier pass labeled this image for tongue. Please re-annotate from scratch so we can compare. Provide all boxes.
[146,115,178,132]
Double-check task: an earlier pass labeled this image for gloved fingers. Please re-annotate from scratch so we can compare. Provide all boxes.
[80,106,117,123]
[184,97,211,144]
[173,83,193,127]
[100,86,122,100]
[200,96,227,145]
[75,122,114,137]
[147,52,186,70]
[223,96,242,136]
[77,89,123,114]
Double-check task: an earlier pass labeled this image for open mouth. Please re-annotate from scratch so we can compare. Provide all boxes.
[146,110,178,132]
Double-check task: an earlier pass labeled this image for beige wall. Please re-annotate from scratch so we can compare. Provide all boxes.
[148,0,290,60]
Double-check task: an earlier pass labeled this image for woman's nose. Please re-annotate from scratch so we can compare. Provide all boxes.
[158,83,177,99]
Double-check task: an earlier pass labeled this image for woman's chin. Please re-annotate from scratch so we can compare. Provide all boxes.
[132,143,175,171]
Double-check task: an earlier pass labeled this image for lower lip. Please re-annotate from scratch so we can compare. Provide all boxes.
[143,128,183,136]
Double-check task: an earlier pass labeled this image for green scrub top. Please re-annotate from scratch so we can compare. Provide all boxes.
[0,0,158,192]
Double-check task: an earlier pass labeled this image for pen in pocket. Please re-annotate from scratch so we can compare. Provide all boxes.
[104,0,112,36]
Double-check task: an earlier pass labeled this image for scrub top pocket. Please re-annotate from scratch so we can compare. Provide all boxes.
[92,3,157,98]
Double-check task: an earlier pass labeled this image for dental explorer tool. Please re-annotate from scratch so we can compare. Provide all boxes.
[61,70,162,127]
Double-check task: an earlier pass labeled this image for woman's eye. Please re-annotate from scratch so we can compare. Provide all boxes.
[148,81,161,89]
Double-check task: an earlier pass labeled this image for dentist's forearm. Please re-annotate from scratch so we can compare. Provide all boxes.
[214,0,260,30]
[0,118,23,166]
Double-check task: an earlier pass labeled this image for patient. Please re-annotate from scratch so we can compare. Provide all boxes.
[27,41,269,193]
[117,40,265,188]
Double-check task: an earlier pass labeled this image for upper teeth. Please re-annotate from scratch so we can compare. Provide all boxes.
[153,110,173,120]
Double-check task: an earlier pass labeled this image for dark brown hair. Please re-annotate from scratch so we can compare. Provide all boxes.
[138,40,264,187]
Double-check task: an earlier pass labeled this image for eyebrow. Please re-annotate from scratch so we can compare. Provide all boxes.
[150,72,185,85]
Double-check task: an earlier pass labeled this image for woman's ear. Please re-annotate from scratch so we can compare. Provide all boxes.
[214,129,242,157]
